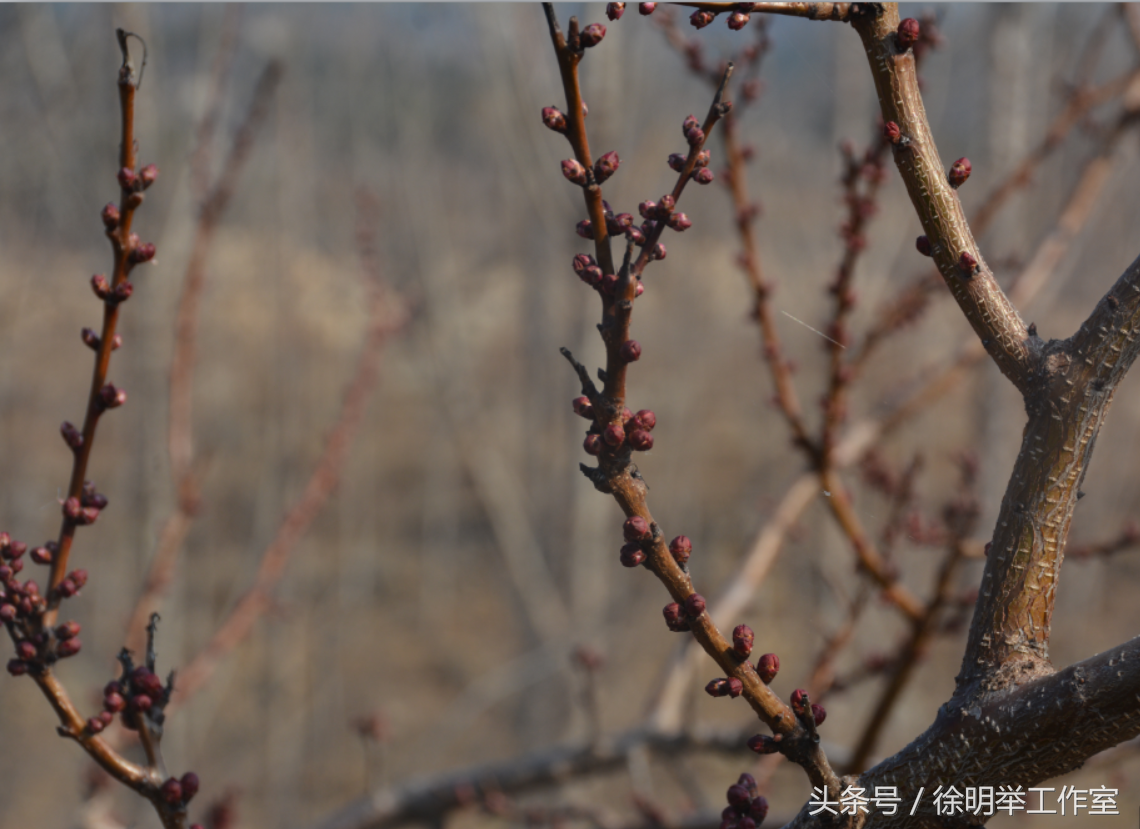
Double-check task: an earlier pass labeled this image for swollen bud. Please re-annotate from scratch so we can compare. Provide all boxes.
[948,157,971,188]
[572,396,594,419]
[91,274,111,299]
[56,638,81,658]
[128,241,157,264]
[811,703,827,726]
[756,653,779,683]
[542,106,568,133]
[667,212,692,232]
[576,220,595,240]
[607,2,625,21]
[580,23,607,48]
[693,168,715,185]
[61,422,83,451]
[732,624,754,658]
[603,422,625,447]
[562,159,588,185]
[915,235,933,257]
[668,535,691,565]
[623,515,651,542]
[663,602,690,632]
[728,11,750,30]
[684,592,706,617]
[139,164,160,189]
[620,340,642,363]
[897,17,920,50]
[628,429,653,452]
[727,784,751,811]
[160,778,183,805]
[690,9,715,29]
[181,772,201,801]
[98,384,128,410]
[583,434,603,456]
[705,678,729,697]
[747,734,779,754]
[958,251,978,276]
[101,203,120,231]
[668,153,687,173]
[639,2,657,14]
[790,688,809,715]
[117,167,138,190]
[883,121,901,144]
[593,151,620,184]
[619,542,646,567]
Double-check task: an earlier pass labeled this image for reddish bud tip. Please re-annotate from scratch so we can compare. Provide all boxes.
[756,652,779,683]
[750,796,769,823]
[561,159,587,185]
[811,703,827,726]
[737,773,758,797]
[639,2,656,14]
[694,148,711,169]
[883,121,901,144]
[180,772,200,801]
[638,200,657,220]
[685,126,706,147]
[948,157,972,188]
[657,194,676,214]
[140,164,159,189]
[897,17,920,50]
[576,220,595,240]
[619,542,646,567]
[607,2,626,21]
[69,569,88,589]
[623,515,651,542]
[56,638,81,658]
[684,592,706,617]
[916,235,933,257]
[101,203,120,230]
[542,106,568,133]
[725,677,743,697]
[732,624,754,658]
[607,212,634,235]
[87,716,106,733]
[16,641,36,660]
[129,694,153,713]
[104,691,126,713]
[580,22,607,47]
[663,601,690,631]
[633,410,656,431]
[593,150,620,184]
[667,153,687,173]
[128,242,156,264]
[693,167,715,185]
[666,212,692,232]
[60,421,84,451]
[57,578,77,598]
[63,497,82,522]
[117,167,138,190]
[790,688,809,714]
[650,243,667,261]
[583,433,603,456]
[6,658,28,676]
[160,778,183,805]
[690,9,715,29]
[620,340,642,363]
[747,734,779,754]
[113,281,133,303]
[30,547,52,566]
[958,251,978,275]
[0,604,15,623]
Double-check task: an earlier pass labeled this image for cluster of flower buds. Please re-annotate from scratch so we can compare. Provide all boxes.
[663,593,706,630]
[606,2,625,21]
[61,481,108,528]
[570,253,646,299]
[158,772,201,807]
[721,773,769,829]
[579,22,607,48]
[81,327,123,353]
[117,163,159,193]
[582,406,656,456]
[98,656,173,734]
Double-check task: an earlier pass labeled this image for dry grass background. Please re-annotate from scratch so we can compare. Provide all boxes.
[2,3,1140,828]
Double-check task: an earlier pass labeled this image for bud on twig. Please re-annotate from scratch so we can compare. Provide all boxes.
[915,235,933,257]
[897,17,920,51]
[117,167,138,190]
[579,23,607,48]
[628,429,654,451]
[883,121,901,144]
[583,434,603,456]
[542,106,568,133]
[594,151,620,184]
[728,11,750,30]
[668,535,691,565]
[576,220,595,240]
[620,340,642,363]
[747,734,779,754]
[619,542,646,567]
[98,384,127,410]
[811,703,827,726]
[663,602,690,632]
[684,592,706,617]
[101,203,120,231]
[732,624,754,658]
[562,159,587,185]
[639,2,656,14]
[948,157,971,189]
[958,251,978,276]
[690,10,715,29]
[756,653,779,683]
[61,422,83,451]
[139,163,159,189]
[623,515,651,542]
[692,168,715,185]
[607,3,625,21]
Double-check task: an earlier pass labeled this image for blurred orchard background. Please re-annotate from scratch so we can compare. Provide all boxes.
[2,3,1140,828]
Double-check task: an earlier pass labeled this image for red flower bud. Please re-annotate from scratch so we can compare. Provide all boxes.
[728,11,750,30]
[91,274,111,299]
[69,569,88,589]
[572,254,597,275]
[99,384,127,410]
[756,652,779,683]
[948,157,971,188]
[916,235,933,257]
[607,2,625,21]
[140,164,159,189]
[593,151,620,184]
[6,658,28,676]
[667,536,692,566]
[87,716,105,733]
[663,602,690,631]
[56,638,81,658]
[811,703,827,726]
[57,578,77,598]
[628,429,653,452]
[725,677,743,697]
[576,220,595,240]
[732,624,754,658]
[63,497,82,522]
[181,772,201,801]
[580,23,607,48]
[790,688,809,714]
[129,241,156,264]
[61,421,83,451]
[747,734,779,754]
[690,9,715,29]
[129,693,153,713]
[104,691,126,713]
[705,678,729,697]
[30,546,52,565]
[623,515,651,542]
[620,340,642,363]
[619,543,646,567]
[131,667,165,699]
[750,796,769,823]
[650,243,667,261]
[958,251,978,275]
[562,159,587,185]
[572,396,594,419]
[117,167,138,190]
[685,126,706,147]
[160,778,183,805]
[542,106,568,133]
[639,2,656,14]
[897,17,920,50]
[16,641,36,660]
[584,432,601,460]
[727,784,751,811]
[684,592,706,617]
[667,212,692,232]
[0,604,15,623]
[101,202,120,230]
[603,422,625,447]
[667,153,687,173]
[883,121,901,144]
[694,148,711,168]
[693,168,715,185]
